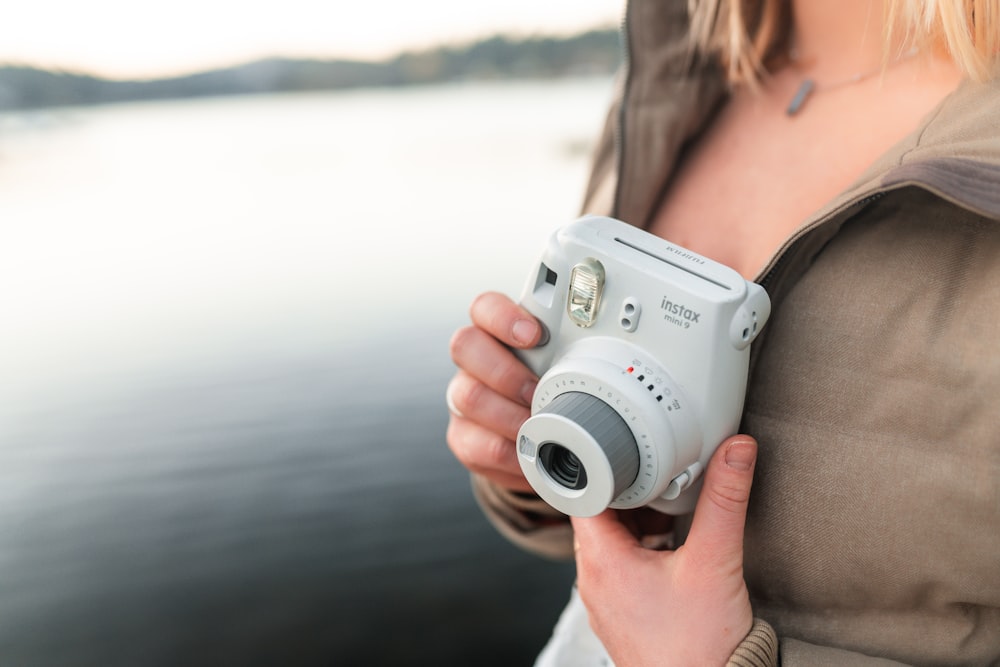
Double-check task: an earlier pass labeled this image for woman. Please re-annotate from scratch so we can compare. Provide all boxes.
[446,0,1000,664]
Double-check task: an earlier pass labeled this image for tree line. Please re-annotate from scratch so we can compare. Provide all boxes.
[0,29,621,111]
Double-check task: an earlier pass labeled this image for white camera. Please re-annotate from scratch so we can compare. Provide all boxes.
[514,216,770,517]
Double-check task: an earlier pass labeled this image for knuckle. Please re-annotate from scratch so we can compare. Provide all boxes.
[705,477,752,513]
[471,291,518,337]
[448,326,477,364]
[452,377,486,416]
[477,430,515,470]
[468,291,491,316]
[491,354,527,393]
[445,417,513,474]
[573,543,611,585]
[469,291,503,324]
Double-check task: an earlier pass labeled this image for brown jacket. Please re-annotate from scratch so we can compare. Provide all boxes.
[472,0,1000,664]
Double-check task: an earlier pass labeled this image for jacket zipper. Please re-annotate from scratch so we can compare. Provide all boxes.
[757,191,888,290]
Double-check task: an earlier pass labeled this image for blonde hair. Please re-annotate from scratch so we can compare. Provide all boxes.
[688,0,1000,83]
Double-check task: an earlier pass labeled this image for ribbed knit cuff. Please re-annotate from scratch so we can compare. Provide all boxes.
[727,618,779,667]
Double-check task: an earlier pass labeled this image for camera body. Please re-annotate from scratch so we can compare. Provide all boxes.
[514,216,770,517]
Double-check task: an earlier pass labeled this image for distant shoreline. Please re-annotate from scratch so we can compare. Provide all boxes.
[0,28,621,112]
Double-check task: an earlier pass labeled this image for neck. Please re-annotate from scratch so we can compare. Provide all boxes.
[790,0,889,77]
[774,0,963,117]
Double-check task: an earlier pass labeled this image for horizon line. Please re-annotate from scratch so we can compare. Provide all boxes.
[0,23,619,84]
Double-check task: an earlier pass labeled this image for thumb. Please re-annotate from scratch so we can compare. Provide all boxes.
[683,436,757,569]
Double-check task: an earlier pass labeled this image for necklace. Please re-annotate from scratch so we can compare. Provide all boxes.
[785,47,919,116]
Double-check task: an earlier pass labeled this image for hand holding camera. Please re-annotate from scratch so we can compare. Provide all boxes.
[446,218,770,664]
[570,436,759,666]
[446,291,545,494]
[448,216,769,520]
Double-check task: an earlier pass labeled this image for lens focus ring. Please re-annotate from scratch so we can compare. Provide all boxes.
[538,391,639,497]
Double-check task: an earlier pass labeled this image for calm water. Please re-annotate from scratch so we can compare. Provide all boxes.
[0,78,614,666]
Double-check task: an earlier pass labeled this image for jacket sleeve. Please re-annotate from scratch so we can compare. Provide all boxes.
[728,618,919,666]
[470,474,574,560]
[728,619,779,666]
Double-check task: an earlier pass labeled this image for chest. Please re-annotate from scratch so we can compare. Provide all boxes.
[646,77,955,279]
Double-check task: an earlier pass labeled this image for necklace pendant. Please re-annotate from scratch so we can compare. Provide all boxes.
[786,79,815,116]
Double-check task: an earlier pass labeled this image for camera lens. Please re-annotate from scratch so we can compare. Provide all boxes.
[539,443,588,490]
[518,390,640,516]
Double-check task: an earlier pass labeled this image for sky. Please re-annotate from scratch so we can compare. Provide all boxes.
[1,0,622,80]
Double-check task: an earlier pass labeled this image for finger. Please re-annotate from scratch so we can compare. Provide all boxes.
[446,413,533,492]
[571,511,659,610]
[446,371,530,442]
[571,510,643,562]
[469,291,544,349]
[449,326,537,407]
[683,436,757,571]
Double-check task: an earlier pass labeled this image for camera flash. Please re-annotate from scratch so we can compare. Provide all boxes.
[568,258,605,327]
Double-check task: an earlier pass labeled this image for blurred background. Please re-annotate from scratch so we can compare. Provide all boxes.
[0,2,622,665]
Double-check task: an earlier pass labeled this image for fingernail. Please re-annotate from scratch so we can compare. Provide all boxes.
[512,319,538,346]
[725,440,756,471]
[445,379,464,418]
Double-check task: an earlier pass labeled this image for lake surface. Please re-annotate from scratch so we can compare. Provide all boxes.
[0,78,614,666]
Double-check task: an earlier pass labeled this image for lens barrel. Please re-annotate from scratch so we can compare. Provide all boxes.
[527,391,639,509]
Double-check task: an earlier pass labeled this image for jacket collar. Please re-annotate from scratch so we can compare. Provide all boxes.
[611,0,728,227]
